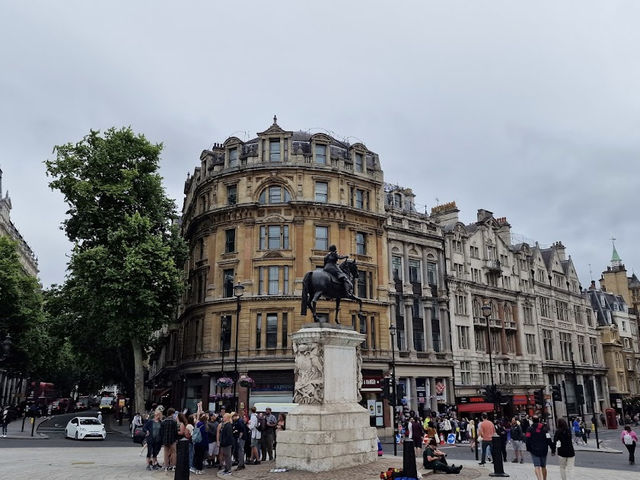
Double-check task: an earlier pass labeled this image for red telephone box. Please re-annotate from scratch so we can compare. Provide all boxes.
[605,408,617,429]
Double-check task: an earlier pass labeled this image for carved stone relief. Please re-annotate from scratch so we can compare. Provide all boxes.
[293,343,324,404]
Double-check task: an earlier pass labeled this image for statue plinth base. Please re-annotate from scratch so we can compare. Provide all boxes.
[275,324,377,472]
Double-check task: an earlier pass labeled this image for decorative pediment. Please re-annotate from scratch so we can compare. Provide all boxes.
[262,250,284,259]
[223,136,244,147]
[256,116,292,137]
[261,214,287,223]
[310,132,334,144]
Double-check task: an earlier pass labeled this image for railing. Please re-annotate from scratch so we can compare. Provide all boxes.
[485,259,502,272]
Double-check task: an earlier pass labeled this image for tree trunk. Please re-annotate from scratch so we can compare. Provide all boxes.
[131,338,145,415]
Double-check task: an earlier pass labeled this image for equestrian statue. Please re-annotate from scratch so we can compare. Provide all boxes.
[300,245,365,324]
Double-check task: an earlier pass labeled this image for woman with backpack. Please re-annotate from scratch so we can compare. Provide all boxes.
[191,413,209,475]
[552,418,575,480]
[621,425,638,465]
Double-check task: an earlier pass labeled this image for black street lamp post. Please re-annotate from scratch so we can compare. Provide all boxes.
[389,323,398,457]
[482,301,508,477]
[232,283,244,411]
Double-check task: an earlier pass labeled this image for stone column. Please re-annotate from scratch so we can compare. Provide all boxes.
[429,377,438,412]
[276,323,377,472]
[405,304,414,351]
[409,377,418,412]
[425,303,433,353]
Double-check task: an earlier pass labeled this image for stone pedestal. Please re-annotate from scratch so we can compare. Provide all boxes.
[276,323,378,472]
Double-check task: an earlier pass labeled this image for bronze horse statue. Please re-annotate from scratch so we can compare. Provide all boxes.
[300,259,364,324]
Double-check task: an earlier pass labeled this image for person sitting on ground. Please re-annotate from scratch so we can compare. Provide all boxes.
[423,438,463,474]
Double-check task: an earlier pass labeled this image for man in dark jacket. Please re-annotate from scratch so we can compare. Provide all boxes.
[525,416,553,480]
[232,411,247,470]
[159,408,178,471]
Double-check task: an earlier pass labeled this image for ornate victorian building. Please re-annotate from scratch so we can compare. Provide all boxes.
[0,168,38,277]
[384,187,453,417]
[530,242,608,417]
[149,120,393,425]
[434,204,607,418]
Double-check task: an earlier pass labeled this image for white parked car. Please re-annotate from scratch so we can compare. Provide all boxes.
[65,417,106,440]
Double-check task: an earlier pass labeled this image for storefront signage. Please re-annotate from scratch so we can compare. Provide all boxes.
[362,377,381,389]
[456,396,485,404]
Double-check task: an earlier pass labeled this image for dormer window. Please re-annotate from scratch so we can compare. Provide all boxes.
[228,147,238,167]
[258,185,291,204]
[315,144,327,164]
[355,153,363,172]
[269,139,281,162]
[393,193,402,208]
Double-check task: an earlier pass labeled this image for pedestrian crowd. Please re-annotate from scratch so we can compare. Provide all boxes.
[132,402,284,478]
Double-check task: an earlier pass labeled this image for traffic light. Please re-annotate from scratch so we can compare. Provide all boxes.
[576,384,584,405]
[382,377,391,400]
[534,389,544,406]
[396,382,406,404]
[552,384,562,402]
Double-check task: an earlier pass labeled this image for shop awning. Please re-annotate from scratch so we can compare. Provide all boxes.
[457,402,494,413]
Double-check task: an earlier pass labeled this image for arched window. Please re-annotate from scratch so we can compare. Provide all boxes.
[258,185,292,204]
[504,303,513,321]
[472,299,481,318]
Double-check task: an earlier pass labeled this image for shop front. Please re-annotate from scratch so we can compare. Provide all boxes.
[456,396,494,417]
[247,370,294,412]
[360,374,384,427]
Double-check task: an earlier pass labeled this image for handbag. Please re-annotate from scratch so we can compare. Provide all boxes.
[133,427,145,444]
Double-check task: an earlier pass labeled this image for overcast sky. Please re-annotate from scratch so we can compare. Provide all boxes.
[1,1,639,289]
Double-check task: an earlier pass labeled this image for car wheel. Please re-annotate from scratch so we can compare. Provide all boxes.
[75,431,78,440]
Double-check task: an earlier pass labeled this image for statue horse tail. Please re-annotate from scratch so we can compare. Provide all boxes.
[301,271,312,315]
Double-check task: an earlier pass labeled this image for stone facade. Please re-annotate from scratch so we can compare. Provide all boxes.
[384,186,453,418]
[149,120,392,423]
[599,245,640,404]
[433,205,607,418]
[588,251,640,409]
[0,168,38,277]
[530,242,608,417]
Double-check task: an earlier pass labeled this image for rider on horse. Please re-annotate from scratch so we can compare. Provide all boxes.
[323,245,352,293]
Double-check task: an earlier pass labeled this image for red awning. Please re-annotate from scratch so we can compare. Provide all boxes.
[456,402,494,413]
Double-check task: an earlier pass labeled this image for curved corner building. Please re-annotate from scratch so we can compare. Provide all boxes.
[152,119,399,424]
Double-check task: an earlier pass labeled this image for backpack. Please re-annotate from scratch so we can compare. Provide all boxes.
[257,416,267,432]
[191,425,202,443]
[623,433,634,445]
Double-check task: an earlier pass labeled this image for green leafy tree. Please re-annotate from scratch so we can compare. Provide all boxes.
[46,127,186,413]
[0,236,45,373]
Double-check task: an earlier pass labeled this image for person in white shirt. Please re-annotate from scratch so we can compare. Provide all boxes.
[248,406,262,464]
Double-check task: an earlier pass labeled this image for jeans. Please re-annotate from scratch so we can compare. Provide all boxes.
[236,438,245,467]
[193,444,206,471]
[558,456,575,480]
[262,432,275,460]
[480,440,492,463]
[188,442,194,468]
[1,422,7,436]
[221,445,232,472]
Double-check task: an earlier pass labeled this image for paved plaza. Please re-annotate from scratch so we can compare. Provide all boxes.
[0,445,637,480]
